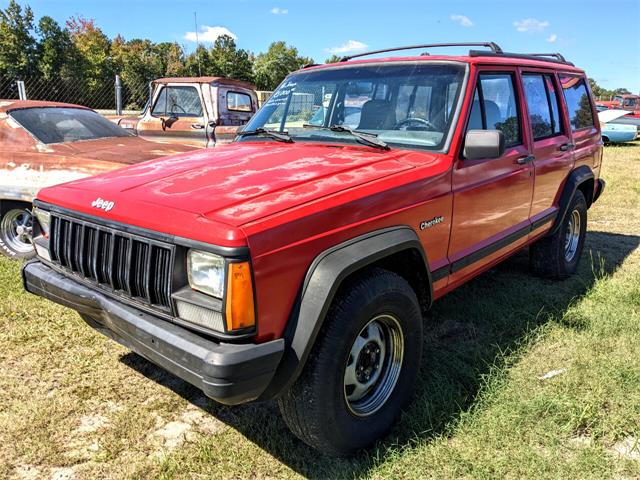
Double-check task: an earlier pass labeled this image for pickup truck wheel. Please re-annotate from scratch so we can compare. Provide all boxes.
[0,207,35,259]
[530,190,587,279]
[278,268,422,456]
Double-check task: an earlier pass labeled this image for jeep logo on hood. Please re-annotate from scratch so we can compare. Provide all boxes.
[91,197,115,212]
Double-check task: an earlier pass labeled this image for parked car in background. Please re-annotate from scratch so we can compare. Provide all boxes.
[598,108,639,143]
[111,77,258,147]
[23,43,605,455]
[0,100,197,259]
[597,95,640,118]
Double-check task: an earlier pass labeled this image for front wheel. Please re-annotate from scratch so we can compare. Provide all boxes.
[0,207,35,259]
[278,268,423,455]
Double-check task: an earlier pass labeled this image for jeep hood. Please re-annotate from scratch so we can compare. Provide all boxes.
[37,141,440,243]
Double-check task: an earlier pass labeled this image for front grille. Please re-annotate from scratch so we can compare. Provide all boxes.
[49,214,174,311]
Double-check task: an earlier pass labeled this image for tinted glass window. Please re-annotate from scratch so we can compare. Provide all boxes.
[151,86,203,117]
[466,73,521,146]
[523,74,563,140]
[245,64,465,150]
[227,91,252,112]
[10,107,131,144]
[560,76,594,130]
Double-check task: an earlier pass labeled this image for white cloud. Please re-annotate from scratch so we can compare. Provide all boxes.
[325,40,368,54]
[184,26,236,43]
[547,33,558,43]
[270,7,288,14]
[450,14,473,27]
[513,18,550,33]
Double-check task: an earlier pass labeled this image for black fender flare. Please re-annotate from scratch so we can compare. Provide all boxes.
[260,226,432,399]
[547,165,594,237]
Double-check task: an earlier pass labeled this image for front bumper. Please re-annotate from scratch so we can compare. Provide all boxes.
[22,261,284,405]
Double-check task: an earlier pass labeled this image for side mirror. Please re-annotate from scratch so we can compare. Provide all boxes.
[463,130,505,160]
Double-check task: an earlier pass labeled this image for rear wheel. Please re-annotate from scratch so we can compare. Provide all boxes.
[278,268,423,456]
[530,190,587,279]
[0,206,35,259]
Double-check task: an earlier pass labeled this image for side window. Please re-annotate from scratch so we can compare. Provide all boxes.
[157,86,203,118]
[227,92,252,112]
[559,76,594,130]
[523,73,563,140]
[467,73,521,146]
[151,87,167,116]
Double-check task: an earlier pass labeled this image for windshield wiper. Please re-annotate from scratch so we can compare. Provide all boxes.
[237,127,293,143]
[303,124,389,150]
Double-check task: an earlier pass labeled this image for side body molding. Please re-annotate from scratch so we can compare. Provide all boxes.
[262,226,432,398]
[547,165,594,237]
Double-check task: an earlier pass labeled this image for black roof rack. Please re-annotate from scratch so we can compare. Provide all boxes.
[468,50,573,66]
[336,42,573,66]
[339,42,502,62]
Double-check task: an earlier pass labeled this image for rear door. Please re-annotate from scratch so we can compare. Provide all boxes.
[449,67,534,282]
[520,70,574,234]
[137,84,208,147]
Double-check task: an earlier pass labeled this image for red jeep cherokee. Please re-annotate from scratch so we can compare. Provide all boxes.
[23,43,605,455]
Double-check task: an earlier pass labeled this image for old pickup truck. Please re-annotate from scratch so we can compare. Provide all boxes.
[112,77,259,147]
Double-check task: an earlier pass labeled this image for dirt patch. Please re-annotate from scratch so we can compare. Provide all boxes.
[610,437,640,461]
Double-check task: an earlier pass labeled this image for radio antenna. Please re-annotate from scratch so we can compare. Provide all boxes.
[194,11,202,76]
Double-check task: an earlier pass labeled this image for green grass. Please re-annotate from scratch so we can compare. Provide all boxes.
[1,143,639,479]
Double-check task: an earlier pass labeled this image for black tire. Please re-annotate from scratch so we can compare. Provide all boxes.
[0,204,36,260]
[530,190,587,279]
[278,268,423,456]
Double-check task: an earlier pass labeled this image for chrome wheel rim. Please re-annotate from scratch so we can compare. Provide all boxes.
[1,209,33,254]
[564,209,581,262]
[343,314,404,417]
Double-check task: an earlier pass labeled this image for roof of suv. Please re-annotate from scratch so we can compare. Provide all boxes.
[302,42,585,75]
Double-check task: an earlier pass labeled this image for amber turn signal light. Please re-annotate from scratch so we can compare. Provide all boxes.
[225,262,256,332]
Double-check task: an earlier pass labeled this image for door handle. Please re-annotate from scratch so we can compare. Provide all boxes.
[515,155,535,165]
[191,123,205,130]
[559,143,575,151]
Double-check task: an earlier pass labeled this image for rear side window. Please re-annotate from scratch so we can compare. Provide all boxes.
[152,86,203,117]
[467,73,521,146]
[227,91,252,112]
[523,74,563,140]
[559,76,594,130]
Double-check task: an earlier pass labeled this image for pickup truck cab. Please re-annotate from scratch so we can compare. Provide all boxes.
[24,43,605,455]
[113,77,259,147]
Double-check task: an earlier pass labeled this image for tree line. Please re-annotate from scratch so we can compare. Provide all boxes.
[0,0,330,108]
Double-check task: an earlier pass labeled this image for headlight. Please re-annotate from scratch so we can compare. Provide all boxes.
[187,250,225,298]
[33,207,51,237]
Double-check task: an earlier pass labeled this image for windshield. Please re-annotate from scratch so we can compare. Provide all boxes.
[9,107,132,144]
[242,62,466,150]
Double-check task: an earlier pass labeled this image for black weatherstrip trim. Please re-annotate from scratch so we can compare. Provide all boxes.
[431,212,557,278]
[431,266,449,282]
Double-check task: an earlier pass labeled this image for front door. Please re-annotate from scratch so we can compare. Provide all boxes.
[449,68,534,283]
[137,84,208,147]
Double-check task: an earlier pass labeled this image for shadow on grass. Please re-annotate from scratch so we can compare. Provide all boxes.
[121,230,639,479]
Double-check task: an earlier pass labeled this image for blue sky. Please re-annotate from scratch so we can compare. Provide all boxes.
[5,0,640,92]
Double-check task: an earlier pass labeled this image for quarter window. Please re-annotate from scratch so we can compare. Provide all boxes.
[559,76,594,130]
[227,92,252,112]
[151,86,203,117]
[523,74,563,140]
[467,73,521,146]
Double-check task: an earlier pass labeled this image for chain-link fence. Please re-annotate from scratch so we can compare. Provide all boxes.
[0,75,151,114]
